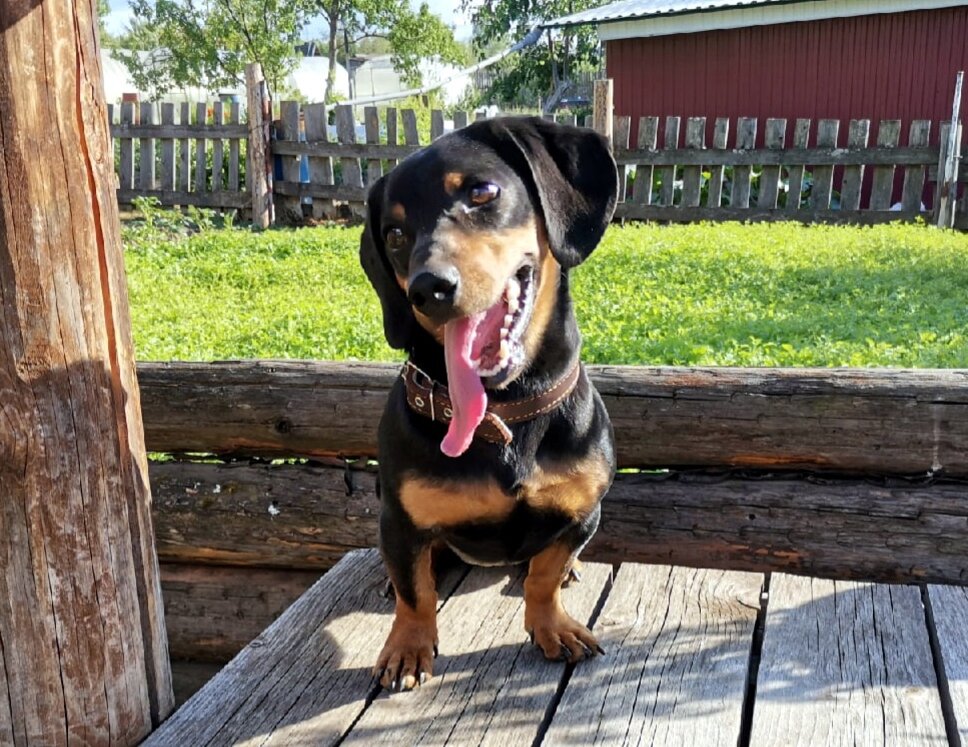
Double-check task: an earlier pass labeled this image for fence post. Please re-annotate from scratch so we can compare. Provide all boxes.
[937,71,963,229]
[246,62,273,228]
[593,79,614,145]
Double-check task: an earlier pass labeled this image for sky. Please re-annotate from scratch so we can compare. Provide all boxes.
[102,0,474,42]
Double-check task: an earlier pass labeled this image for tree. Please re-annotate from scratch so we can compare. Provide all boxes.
[315,0,466,102]
[463,0,605,110]
[115,0,310,97]
[96,0,119,47]
[115,0,465,103]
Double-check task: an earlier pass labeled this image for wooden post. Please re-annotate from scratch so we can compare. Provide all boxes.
[937,71,963,229]
[592,79,614,145]
[0,0,174,742]
[246,63,273,228]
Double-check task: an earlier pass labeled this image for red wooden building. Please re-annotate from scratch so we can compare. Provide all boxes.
[548,0,968,149]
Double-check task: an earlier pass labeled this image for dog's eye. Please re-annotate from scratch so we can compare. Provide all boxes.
[385,228,407,251]
[469,182,500,206]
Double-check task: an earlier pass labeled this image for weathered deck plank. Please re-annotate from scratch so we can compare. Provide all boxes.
[751,575,948,745]
[927,583,968,743]
[342,562,611,746]
[148,552,964,746]
[543,565,762,745]
[147,550,459,746]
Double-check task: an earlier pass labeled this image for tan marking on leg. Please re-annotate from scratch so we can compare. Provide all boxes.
[375,546,438,690]
[524,542,601,663]
[399,474,516,530]
[521,451,612,519]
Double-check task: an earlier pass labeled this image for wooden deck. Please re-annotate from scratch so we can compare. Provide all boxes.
[147,549,968,746]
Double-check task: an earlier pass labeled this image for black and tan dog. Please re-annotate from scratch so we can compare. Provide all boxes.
[360,116,618,691]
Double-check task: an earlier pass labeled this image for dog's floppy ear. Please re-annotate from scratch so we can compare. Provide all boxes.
[360,175,414,350]
[498,117,618,269]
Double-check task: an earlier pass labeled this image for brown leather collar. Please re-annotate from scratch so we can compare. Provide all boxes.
[402,359,582,446]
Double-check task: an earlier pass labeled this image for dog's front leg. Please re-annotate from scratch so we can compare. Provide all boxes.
[375,539,438,691]
[523,521,603,663]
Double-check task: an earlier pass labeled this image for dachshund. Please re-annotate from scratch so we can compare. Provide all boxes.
[360,116,618,691]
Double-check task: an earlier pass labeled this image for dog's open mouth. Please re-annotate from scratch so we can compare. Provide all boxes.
[470,265,535,378]
[440,264,536,457]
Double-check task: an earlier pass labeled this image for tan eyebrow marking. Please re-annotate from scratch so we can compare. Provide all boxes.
[389,203,406,222]
[443,172,465,195]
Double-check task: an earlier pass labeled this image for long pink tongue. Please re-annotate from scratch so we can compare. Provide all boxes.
[441,316,487,457]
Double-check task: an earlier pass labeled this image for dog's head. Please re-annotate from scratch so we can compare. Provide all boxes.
[360,116,617,455]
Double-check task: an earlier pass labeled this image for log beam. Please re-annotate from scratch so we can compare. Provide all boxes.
[138,361,968,476]
[150,461,968,586]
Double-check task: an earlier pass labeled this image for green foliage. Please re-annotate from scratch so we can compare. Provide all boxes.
[317,0,466,102]
[464,0,605,107]
[128,196,236,240]
[115,0,310,97]
[124,220,968,368]
[96,0,119,48]
[382,2,467,86]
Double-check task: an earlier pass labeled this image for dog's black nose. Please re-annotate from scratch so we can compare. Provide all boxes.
[408,269,459,316]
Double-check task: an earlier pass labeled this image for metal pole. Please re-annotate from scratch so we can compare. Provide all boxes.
[937,70,963,228]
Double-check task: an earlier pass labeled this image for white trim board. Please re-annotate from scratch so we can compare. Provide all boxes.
[596,0,968,40]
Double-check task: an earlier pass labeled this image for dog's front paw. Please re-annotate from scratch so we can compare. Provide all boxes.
[526,605,604,663]
[374,621,438,691]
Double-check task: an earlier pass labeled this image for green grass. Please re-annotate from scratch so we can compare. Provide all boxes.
[124,220,968,367]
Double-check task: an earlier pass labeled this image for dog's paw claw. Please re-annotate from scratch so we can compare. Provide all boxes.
[374,626,438,692]
[565,566,582,586]
[526,609,601,664]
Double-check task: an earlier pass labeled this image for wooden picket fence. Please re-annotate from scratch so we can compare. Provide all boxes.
[269,103,965,227]
[107,93,966,228]
[108,100,249,211]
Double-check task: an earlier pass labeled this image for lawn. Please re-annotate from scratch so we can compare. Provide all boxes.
[124,219,968,367]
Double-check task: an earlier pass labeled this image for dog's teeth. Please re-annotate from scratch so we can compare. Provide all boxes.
[500,327,509,339]
[504,314,514,328]
[499,340,510,360]
[507,295,519,313]
[506,279,520,301]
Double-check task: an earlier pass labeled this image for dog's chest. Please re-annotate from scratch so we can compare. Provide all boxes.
[397,451,610,531]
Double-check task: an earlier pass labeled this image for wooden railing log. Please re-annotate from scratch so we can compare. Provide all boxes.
[138,361,968,477]
[149,461,968,587]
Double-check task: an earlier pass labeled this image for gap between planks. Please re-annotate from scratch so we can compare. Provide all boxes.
[924,584,968,746]
[751,575,952,746]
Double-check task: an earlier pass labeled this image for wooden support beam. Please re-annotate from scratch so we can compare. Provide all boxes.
[0,0,173,742]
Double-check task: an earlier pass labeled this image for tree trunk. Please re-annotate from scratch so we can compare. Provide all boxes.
[325,4,340,103]
[0,0,174,743]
